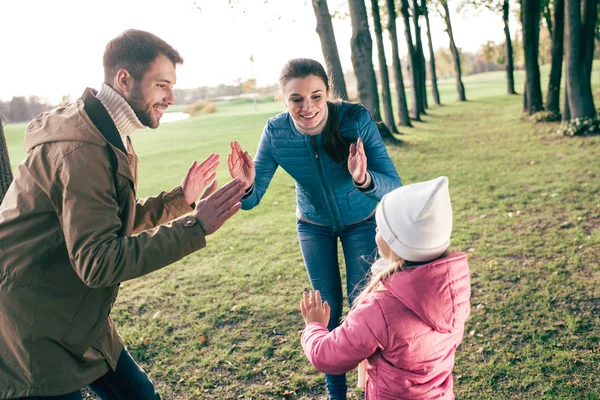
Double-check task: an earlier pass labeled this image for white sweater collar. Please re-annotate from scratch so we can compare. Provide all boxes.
[96,83,145,149]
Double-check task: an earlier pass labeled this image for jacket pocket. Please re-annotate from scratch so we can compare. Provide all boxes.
[61,287,113,356]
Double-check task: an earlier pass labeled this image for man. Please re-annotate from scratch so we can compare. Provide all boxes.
[0,29,245,399]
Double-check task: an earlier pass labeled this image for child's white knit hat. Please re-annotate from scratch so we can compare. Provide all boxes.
[375,176,453,262]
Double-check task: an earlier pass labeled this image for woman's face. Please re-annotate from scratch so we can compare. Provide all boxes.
[281,75,329,133]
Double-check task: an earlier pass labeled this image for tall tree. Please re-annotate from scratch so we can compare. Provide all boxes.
[312,0,349,100]
[386,0,413,126]
[414,0,429,113]
[521,0,544,114]
[545,0,564,114]
[563,0,598,121]
[423,0,442,105]
[502,0,517,94]
[371,0,399,133]
[400,0,423,120]
[439,0,467,101]
[348,0,399,142]
[0,119,13,203]
[459,0,516,94]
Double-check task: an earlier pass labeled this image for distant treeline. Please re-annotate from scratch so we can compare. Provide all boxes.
[3,35,580,124]
[0,96,54,125]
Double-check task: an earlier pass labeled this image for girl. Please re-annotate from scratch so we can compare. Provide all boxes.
[300,176,471,399]
[229,58,402,399]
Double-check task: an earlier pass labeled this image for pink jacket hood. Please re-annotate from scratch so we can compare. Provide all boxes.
[384,252,471,333]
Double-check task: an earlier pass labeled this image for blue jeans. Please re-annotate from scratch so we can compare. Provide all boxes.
[20,348,159,400]
[297,216,377,400]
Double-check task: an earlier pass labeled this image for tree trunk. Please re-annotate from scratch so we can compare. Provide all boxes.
[563,84,571,121]
[413,0,428,114]
[0,120,13,204]
[400,0,422,120]
[564,0,598,120]
[522,0,544,114]
[424,0,441,105]
[312,0,349,100]
[442,0,467,101]
[386,0,412,127]
[348,0,400,142]
[545,0,564,114]
[543,1,553,35]
[523,81,529,112]
[371,0,399,133]
[503,0,517,95]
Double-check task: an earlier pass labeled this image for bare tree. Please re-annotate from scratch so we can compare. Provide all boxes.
[439,0,467,101]
[521,0,544,114]
[563,0,598,120]
[545,0,564,114]
[348,0,400,142]
[386,0,413,126]
[312,0,349,100]
[400,0,423,120]
[502,0,517,94]
[423,0,441,105]
[414,0,429,113]
[458,0,516,94]
[371,0,399,133]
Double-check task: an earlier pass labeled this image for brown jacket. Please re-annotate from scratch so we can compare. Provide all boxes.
[0,89,206,398]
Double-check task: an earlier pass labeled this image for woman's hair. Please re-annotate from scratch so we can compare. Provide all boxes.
[279,58,354,163]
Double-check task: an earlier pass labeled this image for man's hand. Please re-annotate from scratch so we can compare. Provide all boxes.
[300,290,331,327]
[192,178,246,235]
[348,138,368,185]
[181,154,220,206]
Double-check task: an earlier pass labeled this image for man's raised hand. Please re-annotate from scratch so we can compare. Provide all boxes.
[192,178,246,235]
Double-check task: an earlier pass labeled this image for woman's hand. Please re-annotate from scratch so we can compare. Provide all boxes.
[348,138,368,185]
[300,290,330,326]
[227,141,255,190]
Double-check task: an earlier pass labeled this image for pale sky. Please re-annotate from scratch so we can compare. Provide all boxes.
[1,0,518,104]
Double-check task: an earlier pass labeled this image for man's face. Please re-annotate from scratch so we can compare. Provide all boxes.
[127,53,177,129]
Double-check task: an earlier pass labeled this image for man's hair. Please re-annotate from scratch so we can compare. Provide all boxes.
[103,29,183,82]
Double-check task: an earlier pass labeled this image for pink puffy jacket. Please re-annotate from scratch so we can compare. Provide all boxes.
[301,253,471,399]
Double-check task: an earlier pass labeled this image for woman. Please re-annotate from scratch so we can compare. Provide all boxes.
[228,58,401,399]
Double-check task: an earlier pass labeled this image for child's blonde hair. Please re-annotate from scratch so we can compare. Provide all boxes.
[351,252,448,311]
[351,257,404,311]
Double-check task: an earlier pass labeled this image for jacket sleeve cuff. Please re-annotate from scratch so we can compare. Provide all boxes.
[177,214,207,252]
[165,186,194,216]
[354,172,373,191]
[242,183,255,199]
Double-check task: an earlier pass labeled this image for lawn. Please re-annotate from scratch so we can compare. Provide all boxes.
[3,63,600,399]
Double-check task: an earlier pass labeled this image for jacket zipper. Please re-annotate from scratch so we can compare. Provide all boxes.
[309,134,342,227]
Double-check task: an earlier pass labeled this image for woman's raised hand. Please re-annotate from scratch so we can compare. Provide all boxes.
[228,141,255,190]
[348,138,368,185]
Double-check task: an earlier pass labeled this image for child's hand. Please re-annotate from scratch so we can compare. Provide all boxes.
[300,290,330,326]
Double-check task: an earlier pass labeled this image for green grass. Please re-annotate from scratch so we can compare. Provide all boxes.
[3,63,600,399]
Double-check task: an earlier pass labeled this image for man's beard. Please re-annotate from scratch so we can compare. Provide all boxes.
[128,83,159,129]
